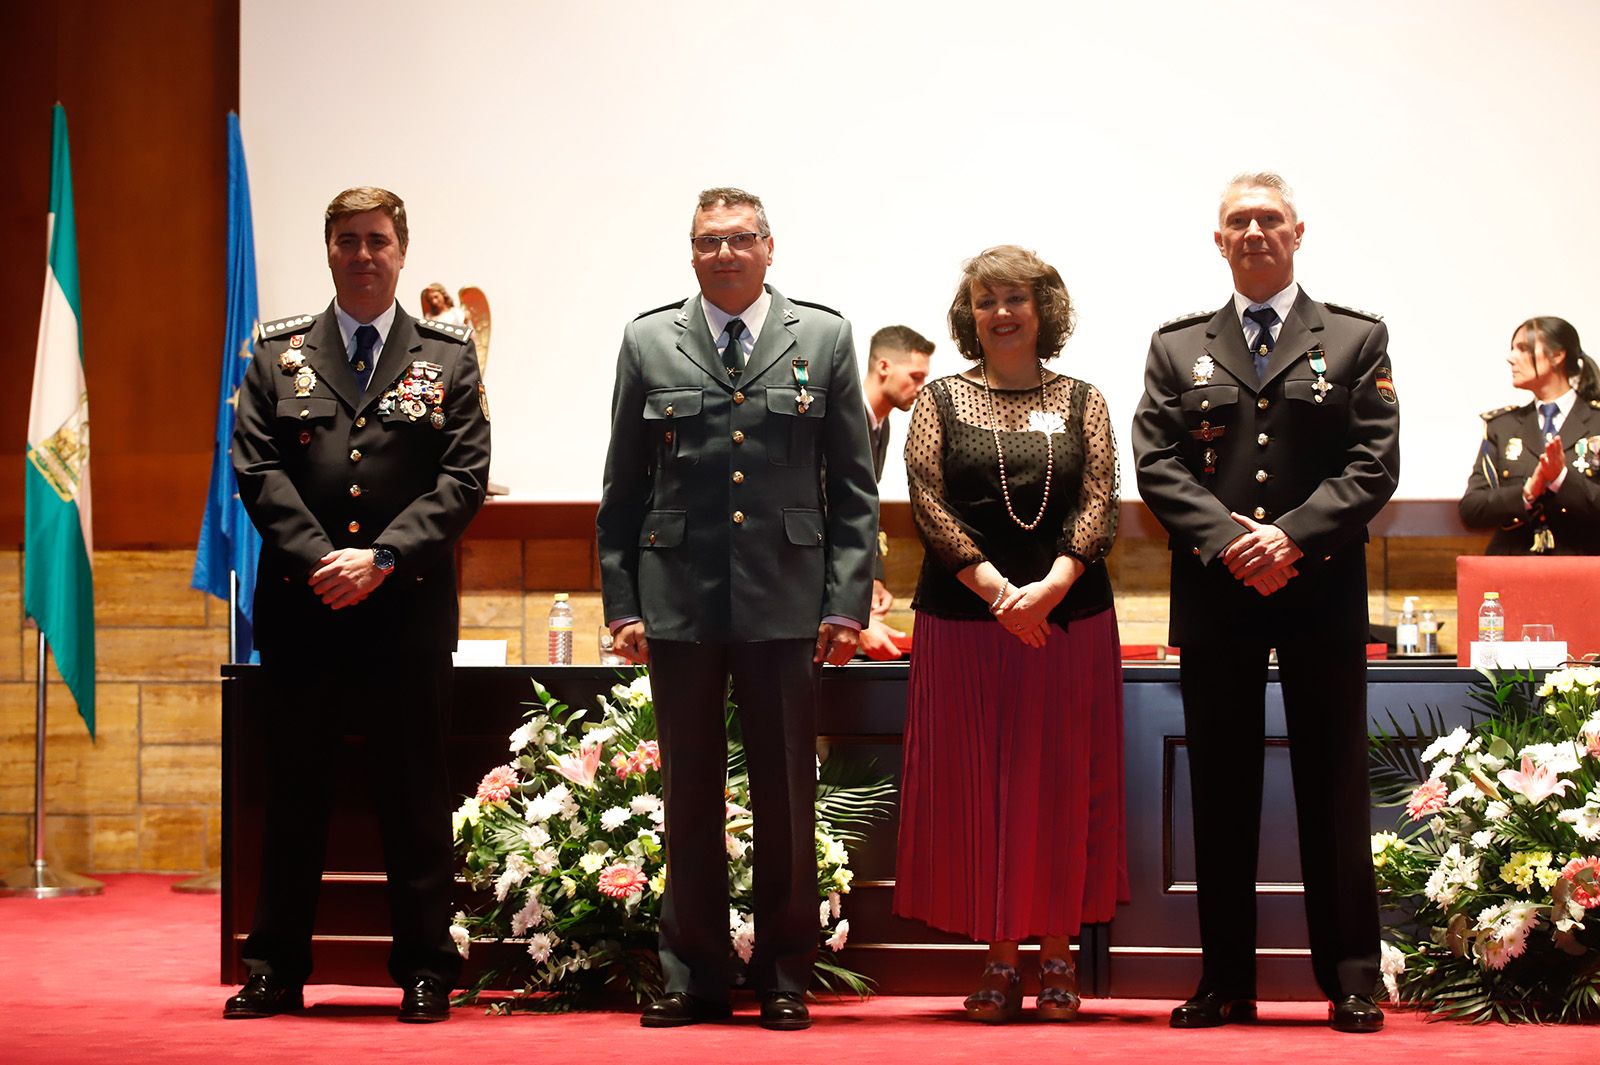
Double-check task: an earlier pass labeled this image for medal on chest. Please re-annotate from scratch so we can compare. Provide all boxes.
[791,358,812,413]
[1308,347,1330,404]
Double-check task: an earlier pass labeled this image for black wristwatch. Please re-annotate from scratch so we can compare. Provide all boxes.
[372,546,397,574]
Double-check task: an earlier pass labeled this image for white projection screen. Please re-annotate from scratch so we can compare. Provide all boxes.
[241,0,1600,503]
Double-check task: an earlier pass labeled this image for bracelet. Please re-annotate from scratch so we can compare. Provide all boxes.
[989,581,1010,614]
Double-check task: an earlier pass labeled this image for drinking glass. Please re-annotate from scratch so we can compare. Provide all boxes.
[1521,624,1556,642]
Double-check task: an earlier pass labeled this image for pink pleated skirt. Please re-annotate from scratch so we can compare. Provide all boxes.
[893,608,1128,942]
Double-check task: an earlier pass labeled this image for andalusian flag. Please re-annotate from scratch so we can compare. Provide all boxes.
[25,104,96,737]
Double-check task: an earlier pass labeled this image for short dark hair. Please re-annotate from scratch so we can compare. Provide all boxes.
[869,325,935,360]
[692,187,770,236]
[947,245,1075,362]
[324,186,408,250]
[1517,316,1599,402]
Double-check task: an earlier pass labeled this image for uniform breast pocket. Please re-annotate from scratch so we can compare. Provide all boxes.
[644,387,704,464]
[1284,379,1350,410]
[765,386,829,467]
[276,396,338,447]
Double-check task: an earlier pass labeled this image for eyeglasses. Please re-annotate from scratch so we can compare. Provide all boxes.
[690,231,765,255]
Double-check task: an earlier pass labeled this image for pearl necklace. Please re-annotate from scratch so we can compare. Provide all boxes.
[979,358,1053,531]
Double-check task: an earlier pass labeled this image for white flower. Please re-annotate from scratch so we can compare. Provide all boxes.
[531,847,559,875]
[449,922,471,958]
[585,726,618,747]
[494,853,533,902]
[1378,940,1405,1000]
[560,875,578,898]
[526,932,557,964]
[1470,829,1494,848]
[1428,756,1455,781]
[825,919,850,952]
[1447,782,1480,807]
[1421,727,1471,763]
[623,676,652,709]
[1027,410,1066,435]
[630,794,663,816]
[1485,800,1510,822]
[731,916,756,963]
[511,893,545,935]
[1558,807,1600,841]
[729,907,746,932]
[600,806,631,831]
[509,722,537,753]
[452,797,482,836]
[829,891,843,919]
[579,851,609,874]
[569,821,588,839]
[1475,902,1540,970]
[726,833,748,860]
[820,900,831,929]
[521,824,550,849]
[1519,741,1582,774]
[525,793,562,823]
[1424,844,1481,907]
[818,834,847,867]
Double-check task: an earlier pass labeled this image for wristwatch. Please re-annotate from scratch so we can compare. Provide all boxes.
[372,546,397,574]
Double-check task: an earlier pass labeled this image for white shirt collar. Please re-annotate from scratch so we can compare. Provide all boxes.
[1232,282,1300,336]
[333,300,398,364]
[864,396,884,431]
[700,288,772,364]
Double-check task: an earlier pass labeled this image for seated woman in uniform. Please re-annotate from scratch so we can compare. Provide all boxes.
[1460,316,1600,554]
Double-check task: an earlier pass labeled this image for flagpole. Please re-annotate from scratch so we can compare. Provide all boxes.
[0,633,102,897]
[173,573,237,895]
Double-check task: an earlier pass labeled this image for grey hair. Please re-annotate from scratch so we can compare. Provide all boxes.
[692,187,771,237]
[1219,171,1298,223]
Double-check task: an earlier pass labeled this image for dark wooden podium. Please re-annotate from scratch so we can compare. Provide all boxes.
[222,661,1484,998]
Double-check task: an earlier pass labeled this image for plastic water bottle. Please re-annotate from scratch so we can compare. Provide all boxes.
[1477,592,1504,643]
[1396,596,1419,655]
[547,593,574,664]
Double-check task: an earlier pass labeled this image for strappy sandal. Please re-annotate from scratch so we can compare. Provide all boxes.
[963,960,1022,1024]
[1037,955,1082,1021]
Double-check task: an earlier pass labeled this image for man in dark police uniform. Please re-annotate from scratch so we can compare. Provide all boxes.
[1132,172,1399,1033]
[227,187,491,1022]
[597,187,877,1031]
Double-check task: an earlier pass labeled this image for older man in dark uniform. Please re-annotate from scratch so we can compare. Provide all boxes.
[1132,172,1399,1033]
[226,187,490,1023]
[598,187,877,1031]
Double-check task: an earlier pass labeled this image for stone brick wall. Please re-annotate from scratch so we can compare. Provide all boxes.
[0,532,1489,874]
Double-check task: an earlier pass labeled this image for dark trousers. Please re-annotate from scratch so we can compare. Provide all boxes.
[648,638,820,1000]
[1179,639,1380,1001]
[242,654,461,989]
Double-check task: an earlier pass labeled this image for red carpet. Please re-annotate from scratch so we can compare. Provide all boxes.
[3,875,1594,1064]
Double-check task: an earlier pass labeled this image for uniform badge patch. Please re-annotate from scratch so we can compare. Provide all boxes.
[1375,365,1397,404]
[478,382,491,422]
[293,366,317,397]
[1191,355,1216,385]
[278,349,306,372]
[1506,437,1524,461]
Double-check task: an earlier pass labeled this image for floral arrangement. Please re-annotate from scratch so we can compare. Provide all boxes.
[1370,667,1600,1022]
[450,675,894,1010]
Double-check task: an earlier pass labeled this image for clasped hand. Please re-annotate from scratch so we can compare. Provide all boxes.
[1221,513,1303,597]
[992,581,1058,649]
[1524,435,1564,501]
[309,547,388,610]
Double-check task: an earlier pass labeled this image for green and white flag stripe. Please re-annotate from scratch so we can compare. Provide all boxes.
[25,103,96,737]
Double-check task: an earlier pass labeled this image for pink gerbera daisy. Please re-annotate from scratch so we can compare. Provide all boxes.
[1405,778,1449,821]
[476,764,519,803]
[596,863,647,899]
[1562,856,1600,909]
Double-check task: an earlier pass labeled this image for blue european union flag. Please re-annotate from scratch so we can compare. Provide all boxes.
[192,112,261,662]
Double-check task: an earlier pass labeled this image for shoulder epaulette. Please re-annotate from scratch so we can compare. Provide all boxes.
[1325,301,1383,322]
[1480,403,1525,422]
[259,313,316,339]
[788,298,844,318]
[1158,311,1210,333]
[416,317,472,343]
[635,299,689,322]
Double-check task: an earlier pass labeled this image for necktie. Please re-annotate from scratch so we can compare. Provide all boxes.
[1244,306,1279,382]
[721,318,745,381]
[1539,402,1559,441]
[352,324,379,394]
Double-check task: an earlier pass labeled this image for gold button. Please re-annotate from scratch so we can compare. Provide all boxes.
[733,511,745,524]
[1257,397,1269,410]
[1502,469,1510,477]
[349,449,362,462]
[664,404,674,417]
[347,521,360,533]
[733,391,745,404]
[1255,469,1268,483]
[349,484,361,497]
[1257,433,1269,446]
[1200,399,1210,411]
[732,470,744,484]
[732,430,745,444]
[664,430,674,443]
[648,531,657,545]
[1253,506,1266,520]
[299,408,310,419]
[355,416,367,428]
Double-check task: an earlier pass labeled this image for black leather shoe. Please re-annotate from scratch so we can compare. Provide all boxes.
[1330,994,1384,1033]
[760,991,811,1031]
[1170,990,1257,1028]
[639,991,732,1028]
[397,977,450,1023]
[223,973,304,1019]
